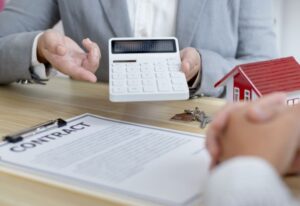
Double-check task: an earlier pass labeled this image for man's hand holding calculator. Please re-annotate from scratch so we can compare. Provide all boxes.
[109,37,200,102]
[180,47,201,82]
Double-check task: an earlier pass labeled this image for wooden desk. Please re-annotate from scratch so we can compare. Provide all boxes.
[0,77,299,205]
[0,78,222,137]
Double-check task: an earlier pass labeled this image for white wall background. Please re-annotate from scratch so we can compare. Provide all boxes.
[274,0,300,61]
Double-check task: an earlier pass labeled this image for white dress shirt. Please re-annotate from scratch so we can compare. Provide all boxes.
[127,0,178,37]
[203,157,299,206]
[31,0,178,79]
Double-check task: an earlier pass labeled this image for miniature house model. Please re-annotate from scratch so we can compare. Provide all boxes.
[214,57,300,105]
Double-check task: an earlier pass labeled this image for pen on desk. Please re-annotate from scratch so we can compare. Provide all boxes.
[3,118,67,143]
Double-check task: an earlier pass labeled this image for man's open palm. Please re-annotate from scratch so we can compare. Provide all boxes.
[37,30,101,82]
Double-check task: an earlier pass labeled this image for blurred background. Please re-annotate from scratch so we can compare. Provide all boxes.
[274,0,300,61]
[1,0,300,61]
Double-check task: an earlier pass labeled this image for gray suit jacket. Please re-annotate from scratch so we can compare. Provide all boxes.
[0,0,277,96]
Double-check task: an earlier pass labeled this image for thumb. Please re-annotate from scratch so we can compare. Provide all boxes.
[180,48,200,81]
[246,93,287,122]
[41,30,67,56]
[180,61,192,79]
[82,38,101,72]
[286,103,300,125]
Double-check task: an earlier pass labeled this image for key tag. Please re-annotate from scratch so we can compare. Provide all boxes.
[170,112,195,122]
[170,107,212,128]
[170,108,199,122]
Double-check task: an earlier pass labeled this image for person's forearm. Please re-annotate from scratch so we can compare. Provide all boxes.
[0,32,40,84]
[203,157,299,206]
[0,0,60,84]
[196,0,277,97]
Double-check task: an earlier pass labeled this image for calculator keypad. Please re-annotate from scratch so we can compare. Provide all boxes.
[110,58,189,101]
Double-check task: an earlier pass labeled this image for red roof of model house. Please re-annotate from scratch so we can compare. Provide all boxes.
[214,57,300,96]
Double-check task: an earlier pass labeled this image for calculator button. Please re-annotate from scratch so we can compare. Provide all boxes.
[158,85,172,92]
[112,67,126,73]
[157,81,172,89]
[143,86,157,92]
[112,74,126,79]
[168,58,180,65]
[140,62,152,66]
[127,79,141,86]
[112,80,126,86]
[168,63,181,68]
[127,73,140,79]
[172,78,187,85]
[157,80,171,86]
[142,79,156,86]
[173,85,187,91]
[155,62,168,67]
[128,86,143,93]
[155,66,167,72]
[141,67,154,72]
[113,87,126,94]
[141,73,155,79]
[156,73,170,79]
[111,64,126,69]
[152,59,164,64]
[126,67,140,73]
[170,72,184,78]
[169,66,180,72]
[127,63,140,67]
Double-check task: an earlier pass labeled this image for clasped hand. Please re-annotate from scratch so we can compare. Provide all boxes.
[206,93,300,175]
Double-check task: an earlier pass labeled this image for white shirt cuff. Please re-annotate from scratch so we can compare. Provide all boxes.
[203,157,298,206]
[190,70,200,89]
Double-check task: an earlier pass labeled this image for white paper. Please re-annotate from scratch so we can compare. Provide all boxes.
[0,114,210,206]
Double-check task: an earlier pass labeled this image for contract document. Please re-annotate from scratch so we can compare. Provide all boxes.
[0,114,210,206]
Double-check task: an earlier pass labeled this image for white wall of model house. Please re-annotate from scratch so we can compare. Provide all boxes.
[226,80,300,104]
[286,91,300,105]
[225,78,233,102]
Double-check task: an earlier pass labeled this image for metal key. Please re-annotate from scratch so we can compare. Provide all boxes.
[199,116,212,129]
[183,107,212,129]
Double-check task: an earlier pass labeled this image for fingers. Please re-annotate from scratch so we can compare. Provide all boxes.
[207,93,286,168]
[206,102,246,168]
[246,93,287,122]
[71,66,97,83]
[43,49,97,83]
[180,47,201,81]
[279,104,300,175]
[205,130,220,169]
[208,102,246,140]
[286,150,300,176]
[284,103,300,132]
[82,38,101,72]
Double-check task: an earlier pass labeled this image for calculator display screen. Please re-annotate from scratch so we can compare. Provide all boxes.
[112,39,177,54]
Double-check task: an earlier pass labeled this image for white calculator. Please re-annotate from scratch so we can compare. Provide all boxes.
[109,37,189,102]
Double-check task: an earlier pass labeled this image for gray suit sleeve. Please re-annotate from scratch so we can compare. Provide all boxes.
[0,0,60,84]
[197,0,278,97]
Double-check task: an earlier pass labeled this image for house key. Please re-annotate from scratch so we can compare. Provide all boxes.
[171,107,212,128]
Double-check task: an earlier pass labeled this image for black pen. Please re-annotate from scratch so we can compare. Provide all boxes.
[3,118,67,143]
